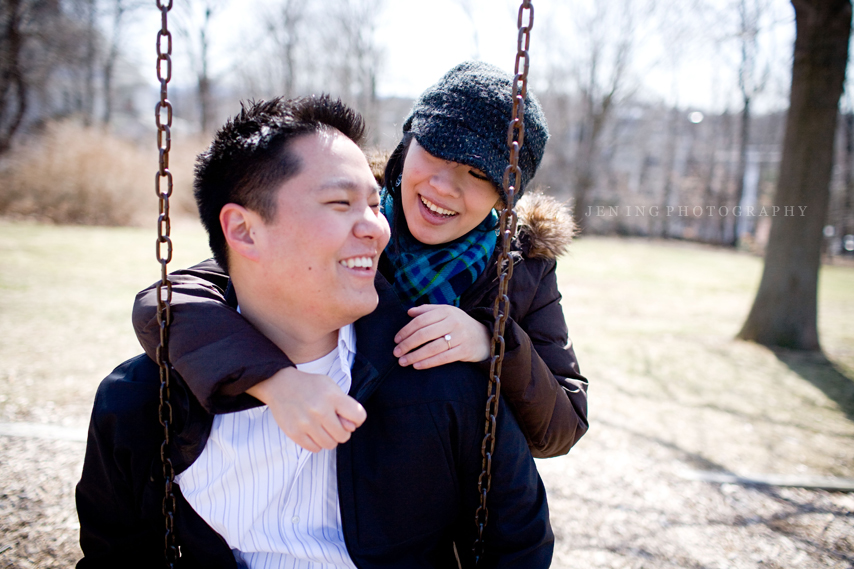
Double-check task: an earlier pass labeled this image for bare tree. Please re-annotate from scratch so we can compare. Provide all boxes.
[569,0,638,229]
[651,0,712,238]
[738,0,851,350]
[730,0,770,245]
[232,0,385,117]
[81,0,97,125]
[0,0,95,152]
[839,87,854,248]
[176,0,227,133]
[658,106,681,237]
[101,0,143,124]
[843,108,854,244]
[263,0,306,99]
[323,0,385,143]
[699,111,733,243]
[229,0,306,100]
[0,0,28,154]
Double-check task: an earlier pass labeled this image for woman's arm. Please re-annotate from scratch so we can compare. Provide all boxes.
[391,258,588,458]
[392,257,588,458]
[132,258,291,413]
[132,259,367,452]
[469,258,589,459]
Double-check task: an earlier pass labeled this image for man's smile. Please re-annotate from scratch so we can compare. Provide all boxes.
[339,255,375,270]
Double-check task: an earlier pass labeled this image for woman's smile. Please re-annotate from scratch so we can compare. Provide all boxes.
[418,194,459,220]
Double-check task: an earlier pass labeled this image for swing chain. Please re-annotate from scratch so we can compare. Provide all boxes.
[473,0,533,563]
[155,0,177,566]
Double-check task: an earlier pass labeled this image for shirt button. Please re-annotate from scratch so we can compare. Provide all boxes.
[292,516,300,524]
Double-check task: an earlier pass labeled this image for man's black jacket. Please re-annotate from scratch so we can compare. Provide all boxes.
[76,272,554,568]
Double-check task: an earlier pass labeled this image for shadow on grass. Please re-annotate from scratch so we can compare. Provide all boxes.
[597,417,731,473]
[773,349,854,423]
[605,379,853,437]
[564,418,854,569]
[735,484,854,566]
[589,419,854,567]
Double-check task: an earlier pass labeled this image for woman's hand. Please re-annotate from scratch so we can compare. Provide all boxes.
[393,304,491,369]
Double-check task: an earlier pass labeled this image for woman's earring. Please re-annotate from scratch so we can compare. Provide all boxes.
[395,174,402,189]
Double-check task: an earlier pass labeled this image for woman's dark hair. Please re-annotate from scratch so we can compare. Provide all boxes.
[382,132,415,253]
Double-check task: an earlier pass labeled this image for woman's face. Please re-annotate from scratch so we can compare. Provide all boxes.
[400,139,502,245]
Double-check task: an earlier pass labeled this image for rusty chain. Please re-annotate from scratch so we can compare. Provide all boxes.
[150,1,531,565]
[154,0,177,566]
[473,0,533,564]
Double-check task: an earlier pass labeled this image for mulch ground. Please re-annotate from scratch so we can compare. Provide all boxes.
[1,436,84,568]
[539,419,854,569]
[1,418,851,569]
[2,231,851,568]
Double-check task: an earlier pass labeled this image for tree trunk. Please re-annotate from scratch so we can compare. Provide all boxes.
[573,93,612,231]
[198,5,215,133]
[199,74,212,132]
[732,95,751,245]
[198,37,211,132]
[0,0,27,154]
[82,0,97,126]
[573,134,596,231]
[103,50,116,125]
[102,1,127,125]
[659,106,680,238]
[737,0,851,350]
[700,135,719,243]
[843,111,854,241]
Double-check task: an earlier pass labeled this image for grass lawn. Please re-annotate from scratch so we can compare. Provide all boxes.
[0,221,852,478]
[557,237,854,478]
[0,219,212,426]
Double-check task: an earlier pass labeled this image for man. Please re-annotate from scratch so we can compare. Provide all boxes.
[76,96,553,568]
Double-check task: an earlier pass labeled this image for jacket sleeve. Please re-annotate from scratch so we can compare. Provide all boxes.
[471,258,589,459]
[132,258,294,413]
[76,359,169,569]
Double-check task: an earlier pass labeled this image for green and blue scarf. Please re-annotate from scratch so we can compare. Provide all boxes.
[381,191,498,307]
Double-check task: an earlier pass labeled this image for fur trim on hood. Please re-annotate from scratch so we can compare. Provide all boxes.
[516,191,576,259]
[367,151,574,260]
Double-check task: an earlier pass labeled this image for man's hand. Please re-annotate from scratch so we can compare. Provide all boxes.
[247,367,367,453]
[393,304,491,369]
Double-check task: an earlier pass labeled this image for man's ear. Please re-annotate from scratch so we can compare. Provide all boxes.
[220,203,262,263]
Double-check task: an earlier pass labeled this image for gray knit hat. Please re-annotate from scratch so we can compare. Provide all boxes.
[402,60,549,204]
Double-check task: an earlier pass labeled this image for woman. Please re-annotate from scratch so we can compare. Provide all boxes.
[132,61,588,458]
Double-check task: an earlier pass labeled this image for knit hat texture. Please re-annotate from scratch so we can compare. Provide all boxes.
[402,61,549,204]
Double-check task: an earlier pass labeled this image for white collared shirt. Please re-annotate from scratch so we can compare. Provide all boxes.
[176,325,358,569]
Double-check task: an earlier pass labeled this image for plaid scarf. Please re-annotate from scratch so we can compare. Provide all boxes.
[382,191,498,307]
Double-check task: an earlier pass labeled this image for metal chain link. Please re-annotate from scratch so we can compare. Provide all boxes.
[473,1,533,564]
[154,1,177,566]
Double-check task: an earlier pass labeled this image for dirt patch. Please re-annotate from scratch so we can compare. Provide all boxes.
[1,418,852,568]
[0,437,84,568]
[1,231,852,567]
[538,419,854,569]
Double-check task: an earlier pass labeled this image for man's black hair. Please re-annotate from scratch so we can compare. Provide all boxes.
[194,95,365,272]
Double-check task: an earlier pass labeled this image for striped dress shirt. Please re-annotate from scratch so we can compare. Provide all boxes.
[176,325,358,569]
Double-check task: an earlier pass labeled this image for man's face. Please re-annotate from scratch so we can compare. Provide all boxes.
[254,130,390,331]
